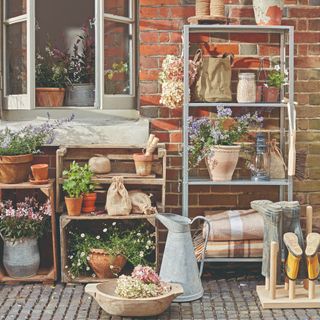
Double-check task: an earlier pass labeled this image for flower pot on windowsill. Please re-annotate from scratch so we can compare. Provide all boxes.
[82,192,97,213]
[263,86,280,103]
[0,154,33,184]
[205,145,241,181]
[36,87,65,107]
[65,83,95,106]
[65,196,83,216]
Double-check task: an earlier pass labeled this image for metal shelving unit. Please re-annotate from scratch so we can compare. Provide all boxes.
[182,25,295,263]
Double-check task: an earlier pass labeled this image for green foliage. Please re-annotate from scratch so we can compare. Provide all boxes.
[62,161,94,198]
[267,65,288,88]
[67,223,155,278]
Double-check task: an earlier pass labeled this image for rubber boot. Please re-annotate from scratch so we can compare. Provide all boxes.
[305,233,320,281]
[283,232,302,281]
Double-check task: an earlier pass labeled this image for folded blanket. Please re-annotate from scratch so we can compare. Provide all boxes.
[203,209,264,241]
[195,239,263,259]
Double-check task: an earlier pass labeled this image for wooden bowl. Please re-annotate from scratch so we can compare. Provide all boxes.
[85,279,183,317]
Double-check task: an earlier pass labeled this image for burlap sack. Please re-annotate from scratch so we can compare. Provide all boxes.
[128,190,157,215]
[88,154,111,174]
[193,49,233,102]
[106,176,131,216]
[268,139,286,179]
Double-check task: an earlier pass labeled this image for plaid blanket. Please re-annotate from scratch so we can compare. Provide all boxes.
[203,209,264,241]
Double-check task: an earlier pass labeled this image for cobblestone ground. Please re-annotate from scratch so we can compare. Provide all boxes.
[1,272,320,320]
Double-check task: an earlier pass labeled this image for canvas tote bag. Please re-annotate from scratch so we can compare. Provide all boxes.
[193,49,233,102]
[106,176,132,216]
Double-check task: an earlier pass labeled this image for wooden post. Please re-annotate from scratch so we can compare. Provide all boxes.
[265,276,270,291]
[270,241,279,300]
[309,281,316,300]
[284,277,289,291]
[289,279,296,300]
[306,206,313,235]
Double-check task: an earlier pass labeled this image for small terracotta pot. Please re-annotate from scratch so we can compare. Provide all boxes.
[263,86,280,103]
[0,154,33,184]
[133,153,153,176]
[36,88,65,107]
[31,164,48,181]
[88,249,127,279]
[82,192,97,213]
[65,196,83,216]
[256,85,263,102]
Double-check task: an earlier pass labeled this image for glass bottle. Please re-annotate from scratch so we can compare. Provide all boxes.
[237,73,256,103]
[251,132,270,181]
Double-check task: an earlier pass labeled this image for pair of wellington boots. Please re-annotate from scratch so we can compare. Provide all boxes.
[251,200,306,281]
[284,232,320,282]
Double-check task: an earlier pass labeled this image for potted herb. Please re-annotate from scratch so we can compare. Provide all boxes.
[81,164,97,213]
[0,116,72,184]
[0,197,51,278]
[188,107,263,181]
[65,23,95,106]
[67,223,155,279]
[263,64,288,102]
[104,61,129,94]
[36,45,68,107]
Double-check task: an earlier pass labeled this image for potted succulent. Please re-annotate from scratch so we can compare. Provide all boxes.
[81,164,97,213]
[36,45,68,107]
[65,23,95,106]
[63,161,88,216]
[0,197,51,278]
[188,107,263,181]
[263,64,288,103]
[67,223,155,280]
[0,116,72,184]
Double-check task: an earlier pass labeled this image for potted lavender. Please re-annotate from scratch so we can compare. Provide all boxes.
[189,107,263,181]
[0,197,51,278]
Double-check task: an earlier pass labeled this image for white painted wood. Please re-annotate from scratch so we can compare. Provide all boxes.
[27,0,35,110]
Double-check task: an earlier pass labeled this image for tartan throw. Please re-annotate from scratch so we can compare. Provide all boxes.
[203,209,264,241]
[195,239,263,259]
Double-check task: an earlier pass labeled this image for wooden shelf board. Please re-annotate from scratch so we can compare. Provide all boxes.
[257,285,320,309]
[0,266,55,283]
[60,213,156,221]
[58,177,164,185]
[0,179,54,190]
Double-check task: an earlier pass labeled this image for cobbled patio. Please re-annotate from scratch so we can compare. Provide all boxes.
[1,268,320,320]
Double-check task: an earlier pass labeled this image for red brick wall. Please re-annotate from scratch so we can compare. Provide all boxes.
[139,0,320,230]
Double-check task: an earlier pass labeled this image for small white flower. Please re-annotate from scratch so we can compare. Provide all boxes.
[284,69,289,76]
[103,228,107,233]
[96,235,100,240]
[80,252,85,257]
[145,245,149,249]
[81,233,85,238]
[92,274,96,278]
[139,251,144,257]
[71,275,75,279]
[274,64,281,71]
[77,262,81,266]
[87,256,90,261]
[110,265,114,269]
[86,267,90,271]
[137,233,141,237]
[147,240,152,245]
[69,255,74,259]
[65,266,68,269]
[112,222,116,226]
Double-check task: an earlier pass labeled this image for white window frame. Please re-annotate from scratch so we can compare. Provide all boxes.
[2,0,136,112]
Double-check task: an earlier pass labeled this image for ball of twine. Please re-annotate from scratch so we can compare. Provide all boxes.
[210,0,225,17]
[196,0,210,16]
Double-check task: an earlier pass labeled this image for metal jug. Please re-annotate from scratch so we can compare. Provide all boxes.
[156,213,210,302]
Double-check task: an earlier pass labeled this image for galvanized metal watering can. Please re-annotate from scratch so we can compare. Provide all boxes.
[156,213,210,302]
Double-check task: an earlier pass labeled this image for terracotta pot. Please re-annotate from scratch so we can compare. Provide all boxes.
[82,192,97,213]
[31,164,48,181]
[65,196,83,216]
[253,0,284,26]
[256,85,263,102]
[88,249,127,279]
[263,86,280,103]
[133,153,153,176]
[36,88,65,107]
[0,154,33,184]
[205,145,241,181]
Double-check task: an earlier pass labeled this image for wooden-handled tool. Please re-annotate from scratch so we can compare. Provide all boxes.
[145,134,159,156]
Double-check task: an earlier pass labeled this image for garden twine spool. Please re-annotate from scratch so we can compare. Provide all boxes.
[210,0,225,17]
[196,0,210,16]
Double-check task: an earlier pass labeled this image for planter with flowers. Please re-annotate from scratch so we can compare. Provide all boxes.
[263,64,288,103]
[189,107,263,181]
[0,197,51,278]
[66,223,155,281]
[36,45,68,107]
[0,117,72,184]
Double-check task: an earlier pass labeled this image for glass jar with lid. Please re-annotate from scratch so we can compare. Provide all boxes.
[237,73,256,103]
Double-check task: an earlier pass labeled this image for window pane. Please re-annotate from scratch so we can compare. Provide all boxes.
[6,0,27,19]
[104,21,132,95]
[6,22,27,95]
[104,0,130,18]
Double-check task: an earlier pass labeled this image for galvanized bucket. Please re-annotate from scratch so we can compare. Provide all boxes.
[3,237,40,278]
[156,213,210,302]
[65,83,95,106]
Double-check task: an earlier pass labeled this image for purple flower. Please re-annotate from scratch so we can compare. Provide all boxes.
[217,106,232,118]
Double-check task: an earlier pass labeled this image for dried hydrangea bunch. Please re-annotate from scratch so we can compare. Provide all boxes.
[115,265,169,299]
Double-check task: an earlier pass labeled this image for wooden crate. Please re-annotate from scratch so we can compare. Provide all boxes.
[60,213,159,283]
[0,180,58,284]
[56,144,167,214]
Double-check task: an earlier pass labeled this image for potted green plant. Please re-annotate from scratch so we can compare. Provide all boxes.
[65,22,95,106]
[63,161,88,216]
[67,223,155,279]
[0,116,72,184]
[263,64,288,103]
[104,61,129,94]
[36,45,68,107]
[188,107,263,181]
[81,164,97,213]
[0,197,51,278]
